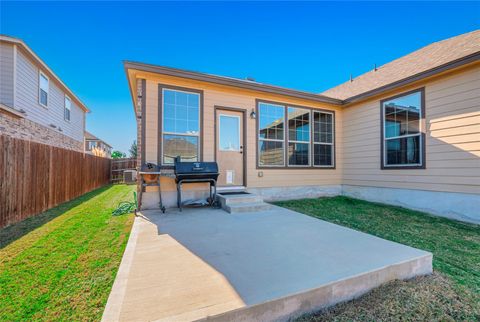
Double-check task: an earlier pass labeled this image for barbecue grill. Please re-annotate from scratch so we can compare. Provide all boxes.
[174,157,219,210]
[138,163,166,213]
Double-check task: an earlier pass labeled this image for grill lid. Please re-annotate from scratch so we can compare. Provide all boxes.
[174,161,219,175]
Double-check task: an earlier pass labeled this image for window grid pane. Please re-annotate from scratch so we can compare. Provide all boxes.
[259,140,284,166]
[163,134,199,164]
[313,112,333,144]
[313,144,333,166]
[258,103,284,141]
[288,142,309,166]
[287,107,310,142]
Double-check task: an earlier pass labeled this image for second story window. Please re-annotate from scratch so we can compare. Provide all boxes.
[64,95,71,121]
[39,72,49,107]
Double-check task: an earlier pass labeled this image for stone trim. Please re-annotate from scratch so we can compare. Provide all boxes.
[0,112,83,151]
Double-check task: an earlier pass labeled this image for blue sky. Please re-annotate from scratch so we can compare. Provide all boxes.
[1,1,478,153]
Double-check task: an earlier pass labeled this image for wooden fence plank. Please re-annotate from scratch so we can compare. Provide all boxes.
[0,135,111,228]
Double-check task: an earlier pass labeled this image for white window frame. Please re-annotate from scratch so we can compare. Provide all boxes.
[258,102,286,167]
[218,114,241,152]
[64,95,71,122]
[161,88,201,165]
[312,110,335,168]
[39,71,49,108]
[287,106,311,167]
[382,90,423,168]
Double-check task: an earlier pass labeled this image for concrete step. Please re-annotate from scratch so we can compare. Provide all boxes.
[217,193,263,207]
[225,201,272,214]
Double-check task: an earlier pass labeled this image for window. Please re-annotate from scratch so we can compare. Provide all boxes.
[313,111,334,166]
[64,95,71,121]
[162,88,200,165]
[219,115,240,151]
[88,141,96,150]
[382,89,424,168]
[257,100,335,168]
[287,107,310,166]
[39,72,49,107]
[258,102,285,166]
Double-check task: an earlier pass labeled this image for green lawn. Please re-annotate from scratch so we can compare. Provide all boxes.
[0,184,135,321]
[275,196,480,321]
[1,189,478,321]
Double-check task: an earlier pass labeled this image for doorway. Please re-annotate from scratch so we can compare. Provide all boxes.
[215,107,246,187]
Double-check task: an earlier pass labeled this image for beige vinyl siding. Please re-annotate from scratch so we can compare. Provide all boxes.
[15,47,85,143]
[342,65,480,195]
[141,74,342,193]
[0,42,14,107]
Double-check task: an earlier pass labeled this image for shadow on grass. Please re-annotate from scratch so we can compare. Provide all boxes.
[0,185,112,249]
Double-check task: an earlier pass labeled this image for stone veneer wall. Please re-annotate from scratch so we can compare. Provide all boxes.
[0,113,83,151]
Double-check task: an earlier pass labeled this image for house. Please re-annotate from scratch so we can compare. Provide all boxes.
[84,131,113,157]
[124,30,480,223]
[0,35,89,151]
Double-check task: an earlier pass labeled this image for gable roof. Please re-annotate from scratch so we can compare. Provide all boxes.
[321,30,480,103]
[0,35,91,113]
[84,131,112,148]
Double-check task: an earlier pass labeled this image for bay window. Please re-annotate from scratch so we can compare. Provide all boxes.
[162,88,200,165]
[381,89,424,168]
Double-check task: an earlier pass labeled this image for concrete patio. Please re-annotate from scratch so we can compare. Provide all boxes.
[102,205,432,322]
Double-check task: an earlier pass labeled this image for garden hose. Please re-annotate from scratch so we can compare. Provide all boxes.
[112,192,137,216]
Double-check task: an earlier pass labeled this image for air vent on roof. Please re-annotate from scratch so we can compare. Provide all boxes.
[245,77,256,82]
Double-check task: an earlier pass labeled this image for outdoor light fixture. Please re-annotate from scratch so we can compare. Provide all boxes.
[250,109,256,119]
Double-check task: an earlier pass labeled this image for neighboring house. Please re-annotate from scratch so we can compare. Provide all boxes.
[0,35,89,151]
[84,131,112,157]
[124,30,480,223]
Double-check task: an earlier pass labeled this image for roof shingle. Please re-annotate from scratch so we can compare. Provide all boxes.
[321,30,480,101]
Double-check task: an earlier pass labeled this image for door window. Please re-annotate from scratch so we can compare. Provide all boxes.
[219,115,240,151]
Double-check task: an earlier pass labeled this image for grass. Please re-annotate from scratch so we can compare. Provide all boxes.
[275,196,480,321]
[0,184,135,321]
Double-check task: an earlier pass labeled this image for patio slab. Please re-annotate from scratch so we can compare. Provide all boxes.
[102,206,432,322]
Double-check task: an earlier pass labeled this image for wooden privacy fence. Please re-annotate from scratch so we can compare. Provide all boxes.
[111,158,137,183]
[0,135,111,228]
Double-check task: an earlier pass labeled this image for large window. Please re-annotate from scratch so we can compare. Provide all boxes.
[39,72,49,107]
[258,102,285,166]
[162,88,200,165]
[313,111,334,166]
[382,89,424,168]
[287,107,310,166]
[64,95,71,121]
[257,101,335,168]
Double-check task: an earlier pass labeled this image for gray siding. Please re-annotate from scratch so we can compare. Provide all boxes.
[15,48,85,142]
[0,42,14,107]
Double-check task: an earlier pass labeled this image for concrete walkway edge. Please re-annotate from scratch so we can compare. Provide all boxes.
[102,215,142,322]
